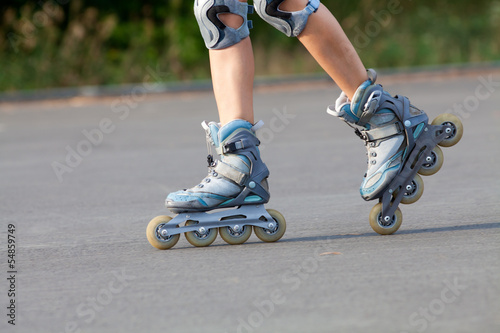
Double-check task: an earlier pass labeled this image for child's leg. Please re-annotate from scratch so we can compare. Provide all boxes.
[210,37,255,126]
[257,0,368,99]
[199,0,254,125]
[282,1,368,99]
[166,1,266,213]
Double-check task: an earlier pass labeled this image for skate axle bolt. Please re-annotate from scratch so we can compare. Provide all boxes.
[268,222,276,230]
[406,184,413,191]
[233,225,240,232]
[198,227,207,234]
[384,216,391,222]
[426,156,432,162]
[445,127,452,134]
[160,229,168,237]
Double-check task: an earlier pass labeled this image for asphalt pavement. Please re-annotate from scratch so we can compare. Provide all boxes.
[1,72,499,333]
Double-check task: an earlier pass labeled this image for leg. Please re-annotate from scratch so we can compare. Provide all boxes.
[166,1,269,213]
[200,0,255,126]
[255,0,367,99]
[281,0,368,99]
[210,36,255,125]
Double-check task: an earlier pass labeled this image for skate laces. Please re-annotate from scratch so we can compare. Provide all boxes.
[201,121,220,170]
[205,134,217,169]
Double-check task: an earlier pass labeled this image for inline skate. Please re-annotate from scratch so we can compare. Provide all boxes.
[146,119,286,250]
[328,69,463,234]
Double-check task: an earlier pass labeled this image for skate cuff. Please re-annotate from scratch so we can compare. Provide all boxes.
[223,140,245,153]
[215,161,247,185]
[361,122,404,142]
[220,135,260,154]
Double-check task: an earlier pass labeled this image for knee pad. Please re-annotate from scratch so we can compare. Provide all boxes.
[194,0,254,50]
[254,0,320,37]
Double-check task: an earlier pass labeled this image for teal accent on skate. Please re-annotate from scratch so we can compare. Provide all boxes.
[343,104,361,124]
[360,164,400,197]
[244,195,264,203]
[351,79,373,117]
[208,122,220,147]
[351,80,372,115]
[166,190,232,209]
[220,198,234,206]
[360,151,403,197]
[197,198,209,207]
[413,122,426,139]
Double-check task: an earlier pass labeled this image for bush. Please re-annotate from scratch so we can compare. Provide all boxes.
[0,0,498,91]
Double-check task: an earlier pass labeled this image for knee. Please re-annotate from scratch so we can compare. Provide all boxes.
[194,0,253,50]
[254,0,320,37]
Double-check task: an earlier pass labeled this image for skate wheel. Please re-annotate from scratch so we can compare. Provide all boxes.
[418,146,444,176]
[253,209,286,243]
[146,215,180,250]
[399,174,424,205]
[369,203,403,235]
[184,220,218,247]
[431,113,463,147]
[219,224,252,245]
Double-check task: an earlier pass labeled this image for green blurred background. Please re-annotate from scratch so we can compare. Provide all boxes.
[1,0,499,92]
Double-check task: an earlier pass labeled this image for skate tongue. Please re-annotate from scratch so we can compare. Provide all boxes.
[218,119,253,142]
[202,121,221,147]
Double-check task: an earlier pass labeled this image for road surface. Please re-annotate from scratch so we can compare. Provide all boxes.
[1,72,499,332]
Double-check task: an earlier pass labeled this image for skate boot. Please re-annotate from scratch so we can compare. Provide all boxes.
[328,69,463,235]
[146,120,286,250]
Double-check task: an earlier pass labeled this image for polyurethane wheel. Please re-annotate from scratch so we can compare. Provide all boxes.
[146,215,180,250]
[400,174,424,205]
[219,224,252,245]
[253,209,286,243]
[431,113,463,147]
[369,203,403,235]
[418,146,444,176]
[184,220,218,247]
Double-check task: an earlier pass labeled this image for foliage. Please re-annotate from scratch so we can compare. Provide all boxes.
[0,0,499,91]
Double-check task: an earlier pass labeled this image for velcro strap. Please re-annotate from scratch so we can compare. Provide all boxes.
[223,140,245,153]
[362,122,403,142]
[214,161,247,185]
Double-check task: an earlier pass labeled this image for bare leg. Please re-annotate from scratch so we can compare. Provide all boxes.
[281,0,368,99]
[209,4,255,126]
[210,0,368,126]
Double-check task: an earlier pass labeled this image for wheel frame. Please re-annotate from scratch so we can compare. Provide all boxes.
[400,174,424,205]
[219,224,252,245]
[431,113,463,147]
[146,215,180,250]
[369,203,403,235]
[418,145,444,176]
[184,220,218,247]
[253,209,286,243]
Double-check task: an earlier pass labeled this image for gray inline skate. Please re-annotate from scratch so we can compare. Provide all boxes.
[147,119,286,249]
[328,69,463,234]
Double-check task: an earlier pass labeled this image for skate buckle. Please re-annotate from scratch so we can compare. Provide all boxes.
[404,120,412,127]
